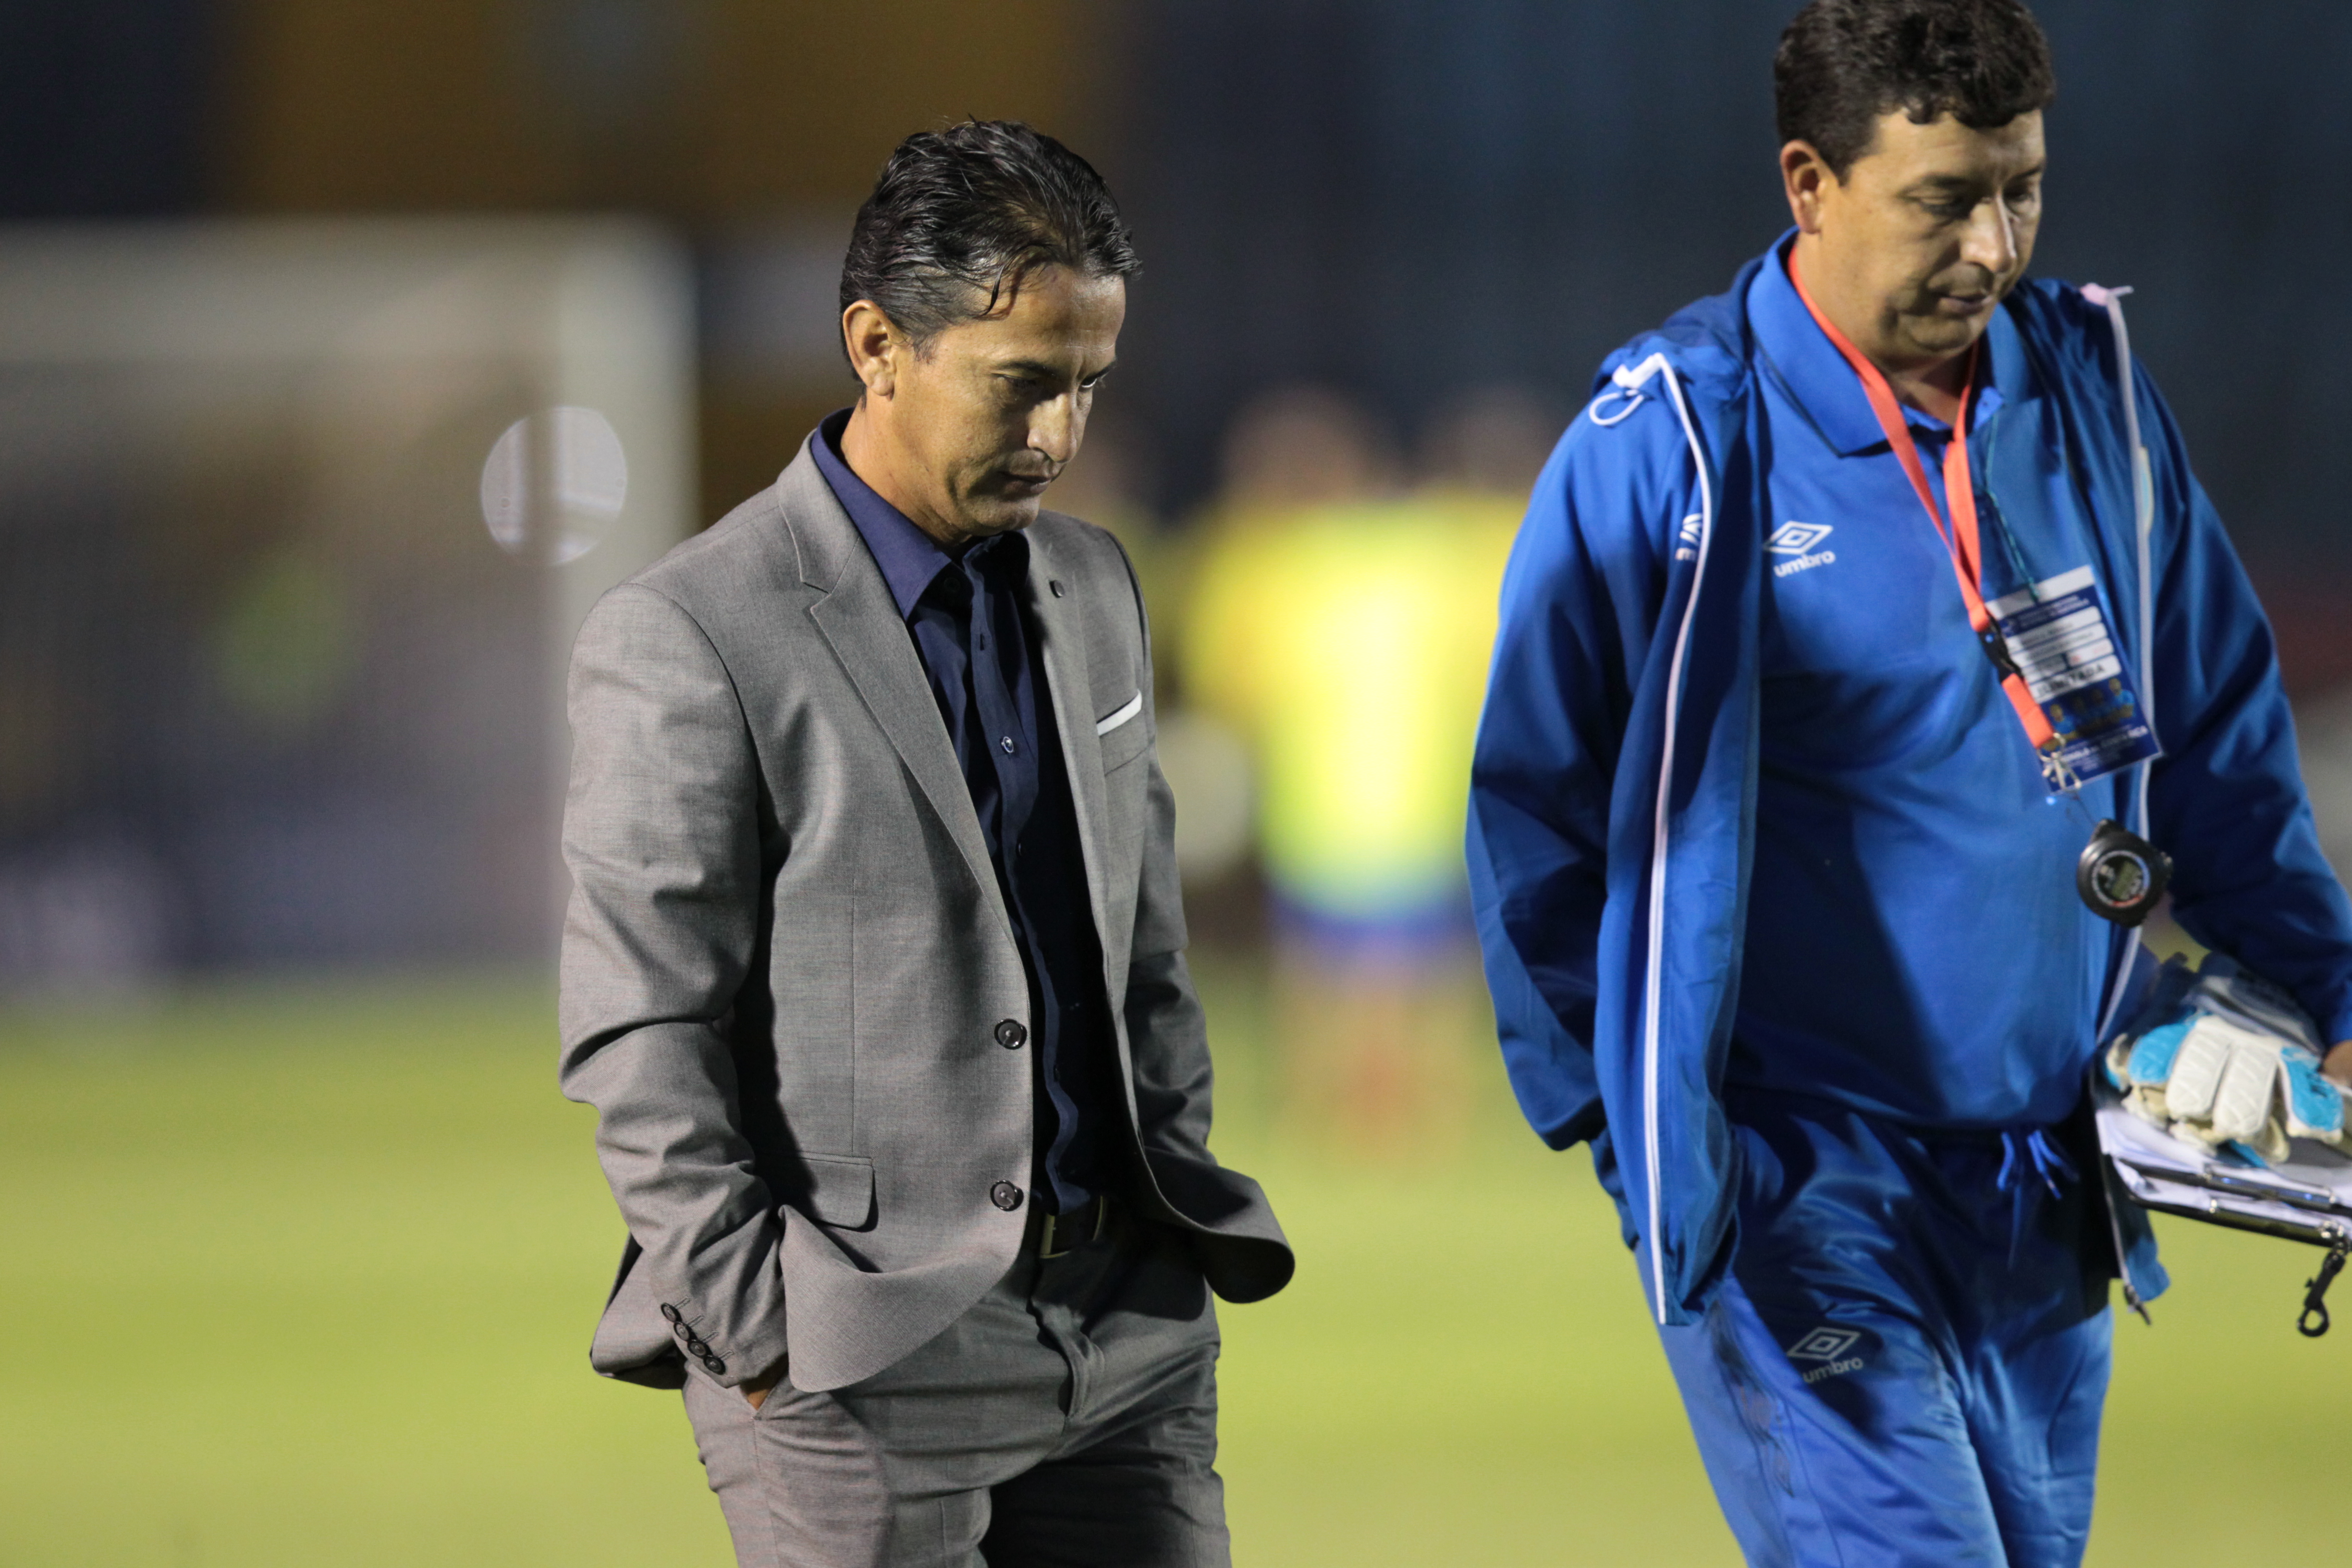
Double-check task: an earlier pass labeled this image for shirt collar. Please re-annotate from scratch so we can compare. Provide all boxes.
[811,407,953,619]
[1746,229,2016,455]
[964,528,1030,588]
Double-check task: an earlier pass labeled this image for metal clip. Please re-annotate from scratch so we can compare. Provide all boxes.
[2040,746,2083,795]
[2297,1232,2349,1338]
[1978,623,2024,682]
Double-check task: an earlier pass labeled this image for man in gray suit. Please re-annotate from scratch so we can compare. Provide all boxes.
[558,120,1292,1567]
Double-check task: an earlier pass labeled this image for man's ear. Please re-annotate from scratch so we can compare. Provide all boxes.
[842,301,902,400]
[1781,140,1836,235]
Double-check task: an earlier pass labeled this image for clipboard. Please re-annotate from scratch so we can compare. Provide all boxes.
[2094,1082,2352,1335]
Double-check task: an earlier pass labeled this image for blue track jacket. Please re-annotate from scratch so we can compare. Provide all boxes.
[1470,242,2352,1327]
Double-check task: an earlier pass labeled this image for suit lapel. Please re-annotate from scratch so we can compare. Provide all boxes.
[1026,531,1148,1122]
[782,451,1015,948]
[1023,529,1118,991]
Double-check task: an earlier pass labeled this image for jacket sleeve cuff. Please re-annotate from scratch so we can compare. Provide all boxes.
[659,1299,791,1391]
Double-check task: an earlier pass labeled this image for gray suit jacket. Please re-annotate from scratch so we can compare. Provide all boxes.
[558,437,1292,1395]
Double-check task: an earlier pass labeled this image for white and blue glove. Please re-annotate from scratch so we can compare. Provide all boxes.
[2107,956,2352,1167]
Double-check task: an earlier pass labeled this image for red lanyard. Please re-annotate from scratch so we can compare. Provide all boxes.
[1787,255,2056,752]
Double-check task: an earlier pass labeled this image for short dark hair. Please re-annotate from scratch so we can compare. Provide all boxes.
[838,119,1138,358]
[1775,0,2056,177]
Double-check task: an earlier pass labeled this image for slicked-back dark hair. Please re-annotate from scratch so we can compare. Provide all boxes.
[1775,0,2056,177]
[839,119,1137,360]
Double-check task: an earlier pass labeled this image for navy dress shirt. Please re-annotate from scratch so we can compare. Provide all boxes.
[811,410,1116,1213]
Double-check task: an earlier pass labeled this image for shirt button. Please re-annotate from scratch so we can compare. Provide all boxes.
[991,1181,1025,1212]
[1000,735,1017,755]
[995,1018,1028,1049]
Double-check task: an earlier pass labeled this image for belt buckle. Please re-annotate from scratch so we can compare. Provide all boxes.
[1038,1196,1106,1260]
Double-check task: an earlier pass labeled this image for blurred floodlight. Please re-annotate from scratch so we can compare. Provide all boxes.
[481,405,629,564]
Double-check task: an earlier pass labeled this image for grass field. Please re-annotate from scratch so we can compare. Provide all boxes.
[1,965,2347,1566]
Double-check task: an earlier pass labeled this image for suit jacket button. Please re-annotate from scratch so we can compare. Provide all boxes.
[995,1019,1027,1049]
[991,1181,1024,1212]
[702,1354,726,1374]
[660,1303,683,1324]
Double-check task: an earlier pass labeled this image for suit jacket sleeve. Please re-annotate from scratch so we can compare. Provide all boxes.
[1119,606,1213,1168]
[1107,539,1293,1298]
[557,582,789,1388]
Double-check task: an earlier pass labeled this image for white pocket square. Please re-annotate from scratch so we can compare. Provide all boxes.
[1095,692,1142,736]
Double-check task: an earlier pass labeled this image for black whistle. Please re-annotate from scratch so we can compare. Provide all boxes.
[2076,820,2172,928]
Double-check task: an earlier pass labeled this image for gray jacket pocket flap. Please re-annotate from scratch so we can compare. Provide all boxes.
[787,1153,877,1230]
[1099,707,1152,774]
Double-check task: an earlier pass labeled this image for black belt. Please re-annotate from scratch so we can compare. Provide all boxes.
[1038,1193,1112,1260]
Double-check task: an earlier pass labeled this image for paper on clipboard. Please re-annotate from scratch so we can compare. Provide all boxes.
[2096,1100,2352,1245]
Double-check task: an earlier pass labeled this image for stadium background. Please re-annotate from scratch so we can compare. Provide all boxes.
[3,2,2349,1563]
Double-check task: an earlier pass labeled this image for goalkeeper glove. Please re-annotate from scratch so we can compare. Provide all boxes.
[2107,957,2352,1166]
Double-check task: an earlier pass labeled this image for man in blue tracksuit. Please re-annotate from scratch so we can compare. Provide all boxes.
[1469,2,2352,1563]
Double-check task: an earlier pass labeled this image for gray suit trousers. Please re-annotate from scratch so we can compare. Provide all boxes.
[680,1210,1229,1568]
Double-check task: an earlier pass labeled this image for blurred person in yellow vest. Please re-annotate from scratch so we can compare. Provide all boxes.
[1183,385,1550,1152]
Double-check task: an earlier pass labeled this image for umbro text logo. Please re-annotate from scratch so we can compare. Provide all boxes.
[1788,1325,1864,1383]
[1767,521,1836,577]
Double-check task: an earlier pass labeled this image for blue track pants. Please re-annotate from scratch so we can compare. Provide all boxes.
[1657,1092,2115,1568]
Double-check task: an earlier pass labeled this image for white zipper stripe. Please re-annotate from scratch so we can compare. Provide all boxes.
[2083,284,2160,1043]
[1611,351,1715,1326]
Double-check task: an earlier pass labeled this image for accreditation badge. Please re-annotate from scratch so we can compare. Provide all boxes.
[1985,565,2161,792]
